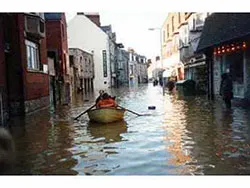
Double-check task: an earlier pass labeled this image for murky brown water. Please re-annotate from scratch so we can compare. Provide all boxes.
[5,84,250,175]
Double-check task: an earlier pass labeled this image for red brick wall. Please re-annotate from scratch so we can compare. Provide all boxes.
[45,13,69,76]
[85,14,101,27]
[17,14,49,101]
[3,14,25,103]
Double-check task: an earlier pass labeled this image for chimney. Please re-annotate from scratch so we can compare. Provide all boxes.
[83,12,101,27]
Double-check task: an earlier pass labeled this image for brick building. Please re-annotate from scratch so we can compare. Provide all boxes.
[45,13,71,105]
[0,13,49,125]
[69,48,94,95]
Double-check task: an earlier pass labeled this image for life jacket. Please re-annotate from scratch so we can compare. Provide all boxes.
[97,98,117,108]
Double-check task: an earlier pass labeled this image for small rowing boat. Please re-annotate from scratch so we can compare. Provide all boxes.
[87,107,125,123]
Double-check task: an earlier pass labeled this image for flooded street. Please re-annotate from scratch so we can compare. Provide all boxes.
[7,84,250,175]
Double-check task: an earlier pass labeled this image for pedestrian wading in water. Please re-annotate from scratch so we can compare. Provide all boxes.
[220,73,233,109]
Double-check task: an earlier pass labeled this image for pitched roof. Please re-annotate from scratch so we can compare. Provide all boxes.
[197,13,250,52]
[101,25,112,33]
[44,13,62,20]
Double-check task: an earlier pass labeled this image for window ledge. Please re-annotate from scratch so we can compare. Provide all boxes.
[27,69,47,74]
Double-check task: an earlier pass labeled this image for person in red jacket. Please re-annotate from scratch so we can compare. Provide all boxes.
[96,93,117,108]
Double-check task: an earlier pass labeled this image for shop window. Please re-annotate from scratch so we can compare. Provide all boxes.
[226,51,243,84]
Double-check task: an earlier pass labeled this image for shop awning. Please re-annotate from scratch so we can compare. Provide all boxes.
[197,13,250,53]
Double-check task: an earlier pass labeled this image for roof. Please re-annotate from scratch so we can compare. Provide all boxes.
[101,25,112,33]
[44,13,62,20]
[197,13,250,52]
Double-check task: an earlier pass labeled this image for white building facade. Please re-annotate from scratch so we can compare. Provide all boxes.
[67,13,111,91]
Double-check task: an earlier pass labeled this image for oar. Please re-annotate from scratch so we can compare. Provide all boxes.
[117,105,150,116]
[74,104,96,120]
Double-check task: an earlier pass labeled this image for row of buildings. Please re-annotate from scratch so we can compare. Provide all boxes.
[150,13,250,102]
[0,13,148,126]
[67,13,148,89]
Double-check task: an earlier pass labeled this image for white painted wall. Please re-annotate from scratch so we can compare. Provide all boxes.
[67,15,111,91]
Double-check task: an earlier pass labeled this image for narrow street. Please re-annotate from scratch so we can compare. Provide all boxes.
[7,84,250,175]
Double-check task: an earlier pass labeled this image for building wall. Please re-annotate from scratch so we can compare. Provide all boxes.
[162,12,186,59]
[45,14,69,78]
[20,14,49,113]
[2,13,49,115]
[69,48,94,93]
[0,16,5,88]
[0,15,8,125]
[117,49,129,86]
[161,12,186,80]
[45,13,70,105]
[68,14,111,90]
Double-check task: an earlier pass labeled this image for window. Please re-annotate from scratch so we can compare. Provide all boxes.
[163,30,166,42]
[184,25,188,46]
[172,16,174,32]
[102,50,107,77]
[195,13,205,27]
[178,13,181,23]
[167,24,169,38]
[226,51,243,84]
[26,40,40,70]
[69,55,74,67]
[130,65,134,75]
[64,53,67,73]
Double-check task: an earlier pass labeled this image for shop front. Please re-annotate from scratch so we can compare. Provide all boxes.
[213,41,249,98]
[162,53,184,81]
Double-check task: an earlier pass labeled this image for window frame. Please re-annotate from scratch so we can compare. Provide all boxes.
[25,40,40,71]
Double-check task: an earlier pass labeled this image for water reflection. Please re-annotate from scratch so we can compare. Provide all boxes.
[88,120,127,143]
[8,109,78,175]
[6,84,250,175]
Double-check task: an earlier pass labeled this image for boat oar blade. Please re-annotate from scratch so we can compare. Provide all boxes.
[118,105,149,116]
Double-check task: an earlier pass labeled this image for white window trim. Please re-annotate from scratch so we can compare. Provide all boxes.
[195,13,205,28]
[25,40,40,71]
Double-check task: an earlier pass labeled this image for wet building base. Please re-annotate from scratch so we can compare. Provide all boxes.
[24,96,50,114]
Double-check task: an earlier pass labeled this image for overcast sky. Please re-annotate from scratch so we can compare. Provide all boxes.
[66,11,167,59]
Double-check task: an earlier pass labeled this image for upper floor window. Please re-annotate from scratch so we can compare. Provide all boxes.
[69,55,74,67]
[167,24,169,38]
[172,16,174,32]
[195,13,206,27]
[163,30,166,42]
[26,40,40,70]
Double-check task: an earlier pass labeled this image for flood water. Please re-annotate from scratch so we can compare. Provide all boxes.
[6,84,250,175]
